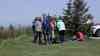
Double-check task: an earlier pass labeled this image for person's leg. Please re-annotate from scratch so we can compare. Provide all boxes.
[50,32,53,44]
[51,31,56,43]
[62,30,65,42]
[59,30,65,43]
[33,31,38,43]
[32,26,35,40]
[32,32,35,42]
[32,31,36,42]
[38,32,42,44]
[43,31,47,44]
[52,31,55,39]
[47,32,52,44]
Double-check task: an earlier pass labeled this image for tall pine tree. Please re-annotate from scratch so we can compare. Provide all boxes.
[63,0,73,31]
[64,0,93,35]
[73,0,94,33]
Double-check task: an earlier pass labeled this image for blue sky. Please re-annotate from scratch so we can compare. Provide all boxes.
[0,0,99,26]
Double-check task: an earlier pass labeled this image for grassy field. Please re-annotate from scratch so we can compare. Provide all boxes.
[0,35,100,56]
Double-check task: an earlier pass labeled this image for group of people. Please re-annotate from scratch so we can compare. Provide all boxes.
[32,14,66,45]
[32,14,85,45]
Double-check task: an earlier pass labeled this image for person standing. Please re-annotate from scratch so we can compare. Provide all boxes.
[42,14,52,44]
[56,16,66,44]
[33,17,42,44]
[42,14,47,44]
[49,16,56,43]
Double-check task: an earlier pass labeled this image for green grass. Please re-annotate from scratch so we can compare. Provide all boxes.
[0,35,100,56]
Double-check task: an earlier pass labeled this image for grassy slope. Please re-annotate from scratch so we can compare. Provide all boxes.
[0,35,100,56]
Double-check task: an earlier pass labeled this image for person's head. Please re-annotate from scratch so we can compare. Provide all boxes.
[56,16,62,22]
[37,17,42,22]
[50,16,56,22]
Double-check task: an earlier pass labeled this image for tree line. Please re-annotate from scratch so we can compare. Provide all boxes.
[0,24,33,40]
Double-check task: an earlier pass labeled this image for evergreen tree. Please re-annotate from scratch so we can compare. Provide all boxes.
[64,0,93,35]
[72,0,88,32]
[64,0,72,16]
[63,0,73,31]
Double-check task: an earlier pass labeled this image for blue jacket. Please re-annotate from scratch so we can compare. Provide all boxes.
[42,16,51,32]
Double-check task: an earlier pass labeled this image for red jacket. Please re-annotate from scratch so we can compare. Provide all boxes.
[76,32,85,40]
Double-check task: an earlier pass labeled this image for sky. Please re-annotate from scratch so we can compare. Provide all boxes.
[0,0,99,26]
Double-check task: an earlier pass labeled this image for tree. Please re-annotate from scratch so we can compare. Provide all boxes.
[63,0,78,36]
[64,0,72,16]
[64,0,93,35]
[72,0,89,32]
[63,0,74,31]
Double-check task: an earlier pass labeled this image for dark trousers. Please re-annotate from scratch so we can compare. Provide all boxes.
[33,31,42,44]
[43,31,47,43]
[59,30,65,43]
[43,31,52,44]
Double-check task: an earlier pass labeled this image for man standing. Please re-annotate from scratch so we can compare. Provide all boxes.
[42,14,51,44]
[56,16,66,44]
